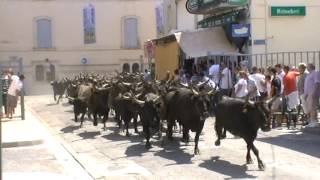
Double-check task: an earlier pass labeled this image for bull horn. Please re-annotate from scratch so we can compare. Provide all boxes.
[191,88,199,96]
[153,95,161,103]
[122,82,132,86]
[206,90,215,95]
[122,95,131,100]
[180,82,189,88]
[135,93,142,99]
[134,98,145,105]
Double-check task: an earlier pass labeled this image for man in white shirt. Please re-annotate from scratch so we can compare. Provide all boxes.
[219,62,233,97]
[304,64,320,128]
[208,61,220,85]
[249,66,267,100]
[6,73,24,118]
[234,71,248,98]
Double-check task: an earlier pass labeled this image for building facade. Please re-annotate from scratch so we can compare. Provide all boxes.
[0,0,157,94]
[251,0,320,54]
[156,0,202,37]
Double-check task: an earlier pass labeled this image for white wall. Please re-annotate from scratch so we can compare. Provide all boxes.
[251,0,320,54]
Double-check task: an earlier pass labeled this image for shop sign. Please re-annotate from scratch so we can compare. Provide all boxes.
[271,6,306,16]
[198,11,240,28]
[232,24,250,37]
[186,0,248,14]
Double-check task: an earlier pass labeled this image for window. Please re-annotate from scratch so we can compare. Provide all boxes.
[36,18,52,48]
[35,65,45,81]
[123,17,139,49]
[122,63,130,73]
[132,63,140,73]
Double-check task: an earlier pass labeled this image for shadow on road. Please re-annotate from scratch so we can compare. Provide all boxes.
[125,143,149,157]
[60,125,80,133]
[61,102,71,107]
[78,131,101,139]
[154,139,193,165]
[258,132,320,158]
[199,156,256,179]
[64,110,74,113]
[102,132,141,143]
[46,103,57,106]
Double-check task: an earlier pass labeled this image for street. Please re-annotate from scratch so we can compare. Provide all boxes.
[23,95,320,180]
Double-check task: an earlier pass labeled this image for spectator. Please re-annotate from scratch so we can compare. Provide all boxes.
[246,72,260,101]
[265,75,272,98]
[234,66,241,85]
[199,72,216,89]
[191,71,201,83]
[275,64,285,94]
[269,68,283,127]
[304,64,320,128]
[269,68,282,111]
[297,63,308,114]
[6,72,24,119]
[250,66,267,100]
[208,61,220,85]
[219,62,233,97]
[143,69,151,82]
[234,71,248,99]
[283,65,300,111]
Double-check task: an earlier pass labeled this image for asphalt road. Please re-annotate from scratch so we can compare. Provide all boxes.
[26,95,320,180]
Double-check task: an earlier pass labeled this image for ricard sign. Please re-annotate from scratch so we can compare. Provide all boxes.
[271,6,306,16]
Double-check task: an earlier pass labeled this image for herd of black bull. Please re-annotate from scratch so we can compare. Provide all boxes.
[51,72,271,170]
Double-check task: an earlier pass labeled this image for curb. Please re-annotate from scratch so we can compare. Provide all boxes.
[2,139,44,148]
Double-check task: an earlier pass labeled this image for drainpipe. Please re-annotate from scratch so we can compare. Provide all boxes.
[264,0,268,54]
[175,0,178,30]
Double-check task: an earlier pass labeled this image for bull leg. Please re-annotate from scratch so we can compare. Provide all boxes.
[102,115,107,130]
[166,118,174,141]
[215,123,223,146]
[93,113,98,126]
[181,127,189,143]
[103,110,109,131]
[246,144,253,164]
[53,93,57,101]
[194,130,201,155]
[80,112,85,128]
[74,112,78,122]
[221,128,227,139]
[134,116,139,134]
[143,125,151,149]
[124,117,130,137]
[251,143,265,170]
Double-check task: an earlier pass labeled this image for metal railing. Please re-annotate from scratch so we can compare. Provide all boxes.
[207,51,320,70]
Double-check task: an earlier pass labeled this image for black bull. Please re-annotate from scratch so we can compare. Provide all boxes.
[165,88,213,155]
[214,96,270,170]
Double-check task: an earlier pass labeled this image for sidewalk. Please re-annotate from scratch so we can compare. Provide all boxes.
[1,104,93,180]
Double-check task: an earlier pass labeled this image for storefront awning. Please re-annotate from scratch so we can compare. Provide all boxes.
[176,28,237,58]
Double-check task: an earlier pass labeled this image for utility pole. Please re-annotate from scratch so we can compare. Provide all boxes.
[0,79,3,180]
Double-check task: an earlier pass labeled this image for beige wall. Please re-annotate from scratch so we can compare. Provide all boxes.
[0,0,157,94]
[251,0,320,54]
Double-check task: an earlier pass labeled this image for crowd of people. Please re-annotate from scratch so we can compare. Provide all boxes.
[1,68,25,119]
[167,61,320,128]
